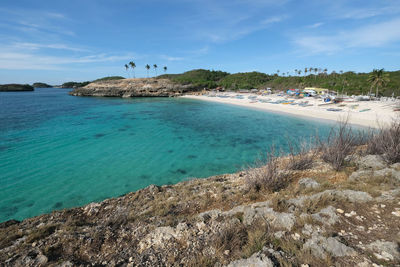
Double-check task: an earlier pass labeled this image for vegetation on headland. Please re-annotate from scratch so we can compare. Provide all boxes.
[158,69,229,88]
[157,68,400,96]
[32,83,53,88]
[61,76,125,88]
[1,118,400,266]
[124,60,167,78]
[0,84,34,92]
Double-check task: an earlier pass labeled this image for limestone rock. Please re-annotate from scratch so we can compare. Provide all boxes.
[298,178,320,189]
[356,155,386,170]
[227,250,273,267]
[70,78,197,97]
[366,240,400,261]
[311,206,340,226]
[303,235,356,258]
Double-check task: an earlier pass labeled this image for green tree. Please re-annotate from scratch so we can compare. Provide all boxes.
[367,68,390,98]
[163,66,167,73]
[145,64,151,78]
[129,61,136,78]
[124,64,129,78]
[153,64,158,76]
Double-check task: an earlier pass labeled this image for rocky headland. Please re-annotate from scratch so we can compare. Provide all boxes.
[0,84,34,92]
[69,78,198,97]
[32,83,53,88]
[1,147,400,266]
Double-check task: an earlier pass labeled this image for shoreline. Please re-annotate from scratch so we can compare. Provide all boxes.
[181,93,399,128]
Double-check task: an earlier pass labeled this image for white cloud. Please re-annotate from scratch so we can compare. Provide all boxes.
[294,18,400,55]
[308,22,324,28]
[261,15,288,25]
[0,51,135,70]
[13,42,88,52]
[160,55,184,61]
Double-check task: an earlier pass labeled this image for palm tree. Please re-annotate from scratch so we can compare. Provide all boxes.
[129,61,136,78]
[277,70,280,76]
[153,64,158,76]
[124,64,129,78]
[145,64,150,78]
[304,68,308,76]
[367,68,390,98]
[294,69,298,76]
[163,66,167,73]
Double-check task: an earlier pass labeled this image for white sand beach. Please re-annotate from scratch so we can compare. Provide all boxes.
[182,93,400,128]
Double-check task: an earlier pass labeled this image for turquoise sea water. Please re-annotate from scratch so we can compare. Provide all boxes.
[0,88,334,222]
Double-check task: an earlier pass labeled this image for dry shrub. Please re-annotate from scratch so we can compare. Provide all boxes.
[286,140,317,171]
[214,223,248,257]
[245,147,291,192]
[367,119,400,164]
[318,118,367,171]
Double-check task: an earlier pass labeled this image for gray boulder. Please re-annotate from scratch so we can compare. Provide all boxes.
[227,250,273,267]
[366,240,400,261]
[311,206,340,226]
[303,235,356,258]
[298,178,320,189]
[356,155,386,170]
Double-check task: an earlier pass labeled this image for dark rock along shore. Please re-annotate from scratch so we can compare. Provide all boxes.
[69,78,198,97]
[1,152,400,266]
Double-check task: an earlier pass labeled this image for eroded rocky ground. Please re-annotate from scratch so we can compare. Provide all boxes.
[69,78,197,97]
[1,153,400,266]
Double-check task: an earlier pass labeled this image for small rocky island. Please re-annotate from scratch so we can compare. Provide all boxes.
[0,84,34,92]
[69,78,198,97]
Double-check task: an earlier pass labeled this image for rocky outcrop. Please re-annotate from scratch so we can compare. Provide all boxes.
[69,78,198,97]
[1,152,400,266]
[0,84,34,92]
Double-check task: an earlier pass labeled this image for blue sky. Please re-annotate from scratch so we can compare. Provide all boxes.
[1,0,400,84]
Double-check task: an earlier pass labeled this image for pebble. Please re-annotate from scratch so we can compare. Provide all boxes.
[380,204,386,208]
[292,233,301,240]
[336,208,344,214]
[391,211,400,217]
[345,211,357,217]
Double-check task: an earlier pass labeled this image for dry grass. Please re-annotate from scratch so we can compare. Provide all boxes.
[26,224,59,243]
[318,118,367,171]
[286,140,317,171]
[367,118,400,164]
[245,147,292,192]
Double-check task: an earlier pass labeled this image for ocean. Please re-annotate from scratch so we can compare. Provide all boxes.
[0,88,334,222]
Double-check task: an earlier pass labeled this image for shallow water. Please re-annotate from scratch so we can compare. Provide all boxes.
[0,88,334,222]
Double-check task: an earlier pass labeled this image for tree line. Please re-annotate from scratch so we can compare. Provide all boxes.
[124,61,167,78]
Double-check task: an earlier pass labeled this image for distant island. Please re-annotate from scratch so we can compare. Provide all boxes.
[32,82,53,88]
[0,84,34,92]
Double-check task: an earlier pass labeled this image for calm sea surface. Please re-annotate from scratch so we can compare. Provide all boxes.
[0,88,334,222]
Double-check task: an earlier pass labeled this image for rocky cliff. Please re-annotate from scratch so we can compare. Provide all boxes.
[1,152,400,266]
[69,78,197,97]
